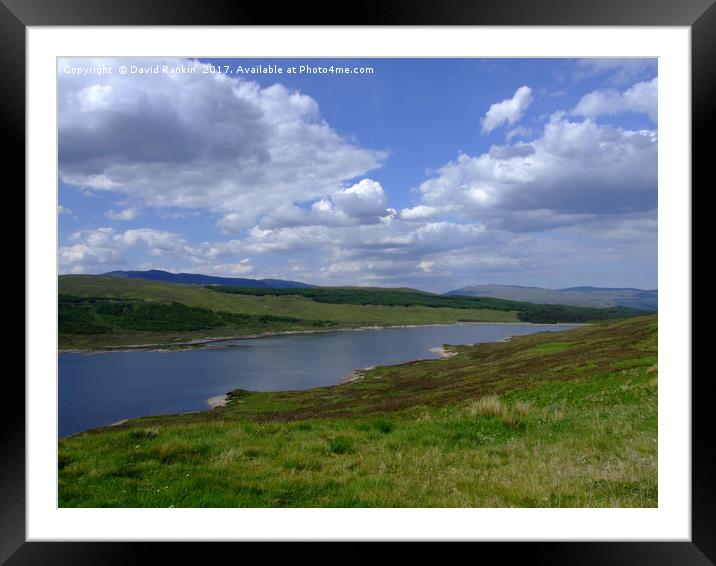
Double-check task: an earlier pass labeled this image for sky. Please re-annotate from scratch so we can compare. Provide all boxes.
[58,58,658,292]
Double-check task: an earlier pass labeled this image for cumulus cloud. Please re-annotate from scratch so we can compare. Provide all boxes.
[572,77,657,122]
[258,179,389,229]
[235,220,486,258]
[481,86,533,134]
[59,228,125,272]
[274,209,656,290]
[59,227,188,272]
[416,112,657,232]
[116,228,187,254]
[57,59,657,290]
[59,248,123,274]
[399,205,450,221]
[58,219,491,283]
[332,179,387,219]
[59,58,386,231]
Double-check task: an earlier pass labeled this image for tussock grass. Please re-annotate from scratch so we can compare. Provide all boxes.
[326,436,354,455]
[467,395,504,418]
[466,395,533,427]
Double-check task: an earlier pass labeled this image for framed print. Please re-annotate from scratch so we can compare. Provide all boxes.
[7,0,708,562]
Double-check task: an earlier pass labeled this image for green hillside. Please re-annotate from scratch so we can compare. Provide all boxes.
[58,294,337,349]
[58,275,643,350]
[209,285,644,323]
[446,284,658,311]
[58,275,518,349]
[59,314,658,507]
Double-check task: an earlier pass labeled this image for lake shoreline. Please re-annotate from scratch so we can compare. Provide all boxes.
[59,320,588,355]
[60,322,581,437]
[342,343,463,384]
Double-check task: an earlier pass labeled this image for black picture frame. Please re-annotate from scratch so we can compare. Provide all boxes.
[5,0,707,562]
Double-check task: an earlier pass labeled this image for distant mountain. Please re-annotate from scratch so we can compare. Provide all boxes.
[258,279,315,289]
[103,270,315,289]
[444,284,657,311]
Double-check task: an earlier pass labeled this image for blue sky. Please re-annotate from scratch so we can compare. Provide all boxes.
[58,58,657,292]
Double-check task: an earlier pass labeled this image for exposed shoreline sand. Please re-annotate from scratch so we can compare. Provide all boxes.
[207,394,228,409]
[342,366,376,384]
[429,346,458,359]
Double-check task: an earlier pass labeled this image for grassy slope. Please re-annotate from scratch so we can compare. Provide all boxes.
[446,285,658,310]
[208,285,644,321]
[58,275,518,349]
[58,295,337,350]
[59,314,657,507]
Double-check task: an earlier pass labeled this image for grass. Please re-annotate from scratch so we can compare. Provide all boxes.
[58,275,520,349]
[58,314,657,507]
[58,294,337,349]
[58,275,644,350]
[207,284,644,323]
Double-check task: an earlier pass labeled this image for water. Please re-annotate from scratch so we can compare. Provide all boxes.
[58,323,575,436]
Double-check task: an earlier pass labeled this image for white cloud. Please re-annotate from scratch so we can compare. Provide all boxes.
[60,228,125,272]
[416,113,657,231]
[572,77,657,122]
[219,260,254,275]
[59,58,387,232]
[332,179,387,219]
[59,226,258,276]
[106,207,139,221]
[59,227,188,272]
[575,59,656,85]
[58,219,484,283]
[505,126,532,142]
[57,60,657,290]
[258,179,388,230]
[418,260,434,273]
[399,205,449,221]
[76,84,114,110]
[116,228,186,254]
[215,211,259,234]
[59,243,124,271]
[189,259,254,276]
[234,220,486,258]
[58,205,73,215]
[481,86,533,134]
[290,211,657,290]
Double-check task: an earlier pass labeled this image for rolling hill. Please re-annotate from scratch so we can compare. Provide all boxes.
[445,284,657,311]
[104,269,315,289]
[59,274,646,350]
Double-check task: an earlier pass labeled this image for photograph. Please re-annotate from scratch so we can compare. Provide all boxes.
[56,56,659,509]
[0,0,706,554]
